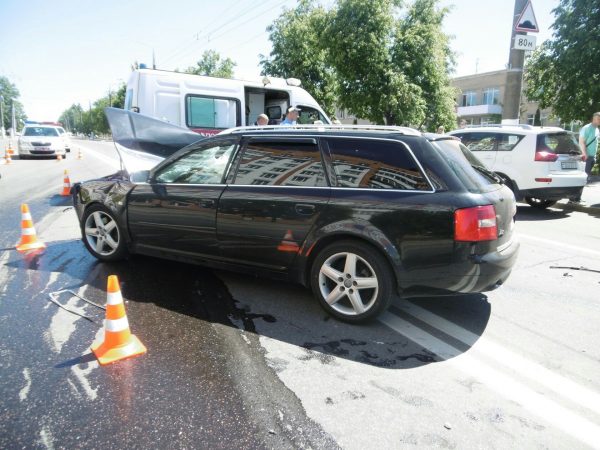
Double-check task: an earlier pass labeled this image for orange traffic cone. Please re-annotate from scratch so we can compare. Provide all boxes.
[16,204,47,253]
[92,275,147,365]
[4,149,11,164]
[277,229,300,253]
[61,170,71,196]
[56,154,62,162]
[7,141,14,154]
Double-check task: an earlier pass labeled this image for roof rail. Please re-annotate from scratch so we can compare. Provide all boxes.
[218,124,421,136]
[464,123,534,130]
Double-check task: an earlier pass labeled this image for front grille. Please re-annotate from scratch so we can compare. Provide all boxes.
[30,150,56,155]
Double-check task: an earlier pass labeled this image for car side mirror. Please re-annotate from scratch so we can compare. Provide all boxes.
[130,170,150,183]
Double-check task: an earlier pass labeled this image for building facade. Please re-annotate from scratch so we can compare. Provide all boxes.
[452,69,559,128]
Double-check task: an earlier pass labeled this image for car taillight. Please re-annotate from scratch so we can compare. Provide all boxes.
[454,205,498,242]
[534,151,559,162]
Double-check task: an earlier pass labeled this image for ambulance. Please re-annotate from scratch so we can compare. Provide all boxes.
[124,68,330,136]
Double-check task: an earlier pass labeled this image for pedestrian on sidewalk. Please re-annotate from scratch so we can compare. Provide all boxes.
[571,112,600,204]
[579,112,600,183]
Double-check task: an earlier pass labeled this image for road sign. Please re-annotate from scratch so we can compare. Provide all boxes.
[513,34,537,51]
[515,0,539,32]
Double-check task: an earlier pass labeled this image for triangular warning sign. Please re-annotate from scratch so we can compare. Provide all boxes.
[515,0,539,32]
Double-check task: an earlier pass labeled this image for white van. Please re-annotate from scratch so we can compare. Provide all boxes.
[124,69,330,136]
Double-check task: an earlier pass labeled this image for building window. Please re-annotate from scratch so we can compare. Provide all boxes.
[482,88,500,105]
[461,91,477,107]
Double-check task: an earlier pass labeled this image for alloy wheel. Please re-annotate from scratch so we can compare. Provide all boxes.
[318,251,379,316]
[84,211,120,257]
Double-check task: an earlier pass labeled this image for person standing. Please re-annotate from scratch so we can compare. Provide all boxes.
[280,106,301,125]
[579,112,600,183]
[571,112,600,204]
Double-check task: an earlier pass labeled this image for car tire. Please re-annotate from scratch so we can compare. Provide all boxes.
[81,205,128,262]
[310,240,394,323]
[525,197,557,209]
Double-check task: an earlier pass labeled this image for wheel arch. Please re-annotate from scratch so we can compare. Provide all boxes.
[300,229,402,295]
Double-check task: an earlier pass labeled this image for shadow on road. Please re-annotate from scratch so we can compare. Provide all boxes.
[69,254,491,371]
[516,205,571,221]
[5,237,491,370]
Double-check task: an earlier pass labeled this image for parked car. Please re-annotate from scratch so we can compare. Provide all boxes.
[18,125,68,159]
[53,126,71,152]
[449,125,586,208]
[72,108,519,323]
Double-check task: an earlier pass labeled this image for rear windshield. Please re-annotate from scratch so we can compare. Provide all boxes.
[537,132,581,155]
[23,127,59,137]
[432,139,498,193]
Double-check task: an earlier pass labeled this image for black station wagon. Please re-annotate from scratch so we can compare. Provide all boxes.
[73,108,519,323]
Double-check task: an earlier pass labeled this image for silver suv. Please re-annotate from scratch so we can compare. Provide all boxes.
[449,125,587,209]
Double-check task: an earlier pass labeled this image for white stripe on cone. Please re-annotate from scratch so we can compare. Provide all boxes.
[106,292,123,306]
[105,316,129,332]
[22,213,32,220]
[22,228,36,236]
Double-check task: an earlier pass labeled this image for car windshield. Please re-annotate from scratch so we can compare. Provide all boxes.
[24,127,59,137]
[432,139,498,193]
[537,132,581,155]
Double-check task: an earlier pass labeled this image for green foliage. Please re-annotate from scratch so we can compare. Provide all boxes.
[525,0,600,122]
[262,0,456,128]
[58,82,126,134]
[185,50,236,78]
[0,76,27,131]
[260,0,338,117]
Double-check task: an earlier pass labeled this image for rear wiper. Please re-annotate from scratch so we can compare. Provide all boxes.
[472,165,503,184]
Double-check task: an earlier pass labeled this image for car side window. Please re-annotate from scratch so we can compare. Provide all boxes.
[458,133,496,152]
[325,138,430,190]
[154,143,236,184]
[497,134,524,151]
[233,140,327,187]
[296,106,327,124]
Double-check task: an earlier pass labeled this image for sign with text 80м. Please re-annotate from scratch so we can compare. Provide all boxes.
[513,34,537,51]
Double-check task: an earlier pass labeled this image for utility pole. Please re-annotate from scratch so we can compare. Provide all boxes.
[0,94,4,138]
[503,0,529,121]
[11,101,16,138]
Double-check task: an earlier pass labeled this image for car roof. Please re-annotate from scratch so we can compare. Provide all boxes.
[218,125,426,140]
[450,125,565,134]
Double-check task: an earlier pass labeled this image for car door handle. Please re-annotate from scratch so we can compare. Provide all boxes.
[295,204,315,215]
[199,199,215,208]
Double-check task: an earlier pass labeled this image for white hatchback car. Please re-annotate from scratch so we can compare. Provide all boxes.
[18,125,68,159]
[449,125,586,208]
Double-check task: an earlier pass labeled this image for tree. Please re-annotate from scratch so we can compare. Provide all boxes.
[185,50,236,78]
[59,104,85,133]
[524,0,600,122]
[0,76,27,132]
[325,0,455,128]
[260,0,338,116]
[393,0,457,130]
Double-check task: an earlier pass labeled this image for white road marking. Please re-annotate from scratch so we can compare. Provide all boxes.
[45,293,87,354]
[380,312,600,449]
[77,143,120,169]
[519,233,600,257]
[38,425,55,450]
[71,326,102,401]
[395,301,600,417]
[0,251,13,298]
[19,368,32,401]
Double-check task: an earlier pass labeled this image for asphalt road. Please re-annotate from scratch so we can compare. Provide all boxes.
[1,138,600,449]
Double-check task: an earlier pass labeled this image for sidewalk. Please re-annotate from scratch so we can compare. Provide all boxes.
[553,175,600,214]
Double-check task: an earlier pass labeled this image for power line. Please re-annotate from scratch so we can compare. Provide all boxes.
[161,0,264,65]
[169,0,286,69]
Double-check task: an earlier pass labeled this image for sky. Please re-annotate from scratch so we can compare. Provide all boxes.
[0,0,559,122]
